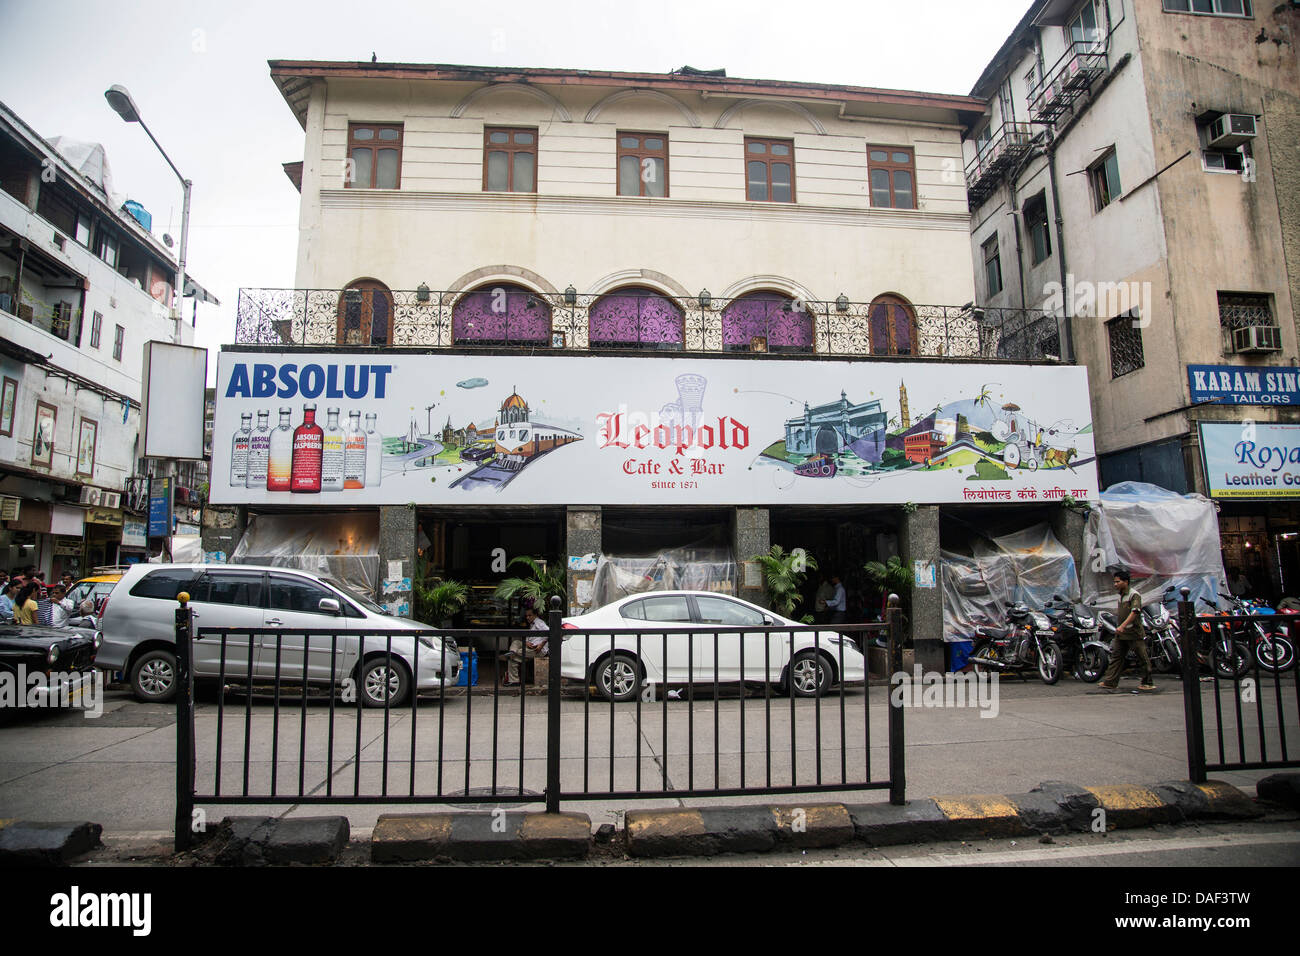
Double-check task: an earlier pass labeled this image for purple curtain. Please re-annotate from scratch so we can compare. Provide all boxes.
[453,284,551,344]
[589,288,683,347]
[722,292,812,351]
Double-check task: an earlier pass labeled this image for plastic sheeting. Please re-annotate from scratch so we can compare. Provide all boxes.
[47,137,121,206]
[941,523,1080,642]
[585,546,736,612]
[1083,481,1228,613]
[231,513,379,597]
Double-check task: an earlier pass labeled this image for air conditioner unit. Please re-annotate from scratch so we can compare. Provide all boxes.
[1232,325,1282,353]
[102,492,121,509]
[1208,113,1257,149]
[79,486,103,506]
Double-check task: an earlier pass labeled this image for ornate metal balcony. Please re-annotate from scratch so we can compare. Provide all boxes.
[965,122,1036,208]
[234,287,1069,364]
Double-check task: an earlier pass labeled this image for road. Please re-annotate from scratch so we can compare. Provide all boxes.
[0,671,1294,838]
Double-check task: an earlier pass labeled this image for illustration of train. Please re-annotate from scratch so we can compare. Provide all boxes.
[492,389,582,462]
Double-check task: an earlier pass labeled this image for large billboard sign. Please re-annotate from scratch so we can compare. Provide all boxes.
[1199,421,1300,499]
[211,352,1099,506]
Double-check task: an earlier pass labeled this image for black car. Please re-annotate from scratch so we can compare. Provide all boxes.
[462,444,495,462]
[0,623,100,717]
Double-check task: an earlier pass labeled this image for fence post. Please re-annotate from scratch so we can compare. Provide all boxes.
[174,591,196,852]
[886,593,906,805]
[1177,587,1207,784]
[545,594,562,813]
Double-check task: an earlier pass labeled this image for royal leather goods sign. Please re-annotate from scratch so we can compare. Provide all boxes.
[212,352,1099,506]
[1199,421,1300,499]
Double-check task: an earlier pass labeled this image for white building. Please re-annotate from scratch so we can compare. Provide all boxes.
[0,101,212,576]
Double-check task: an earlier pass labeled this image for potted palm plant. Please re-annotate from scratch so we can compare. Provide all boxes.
[412,555,467,628]
[751,545,817,623]
[492,556,567,615]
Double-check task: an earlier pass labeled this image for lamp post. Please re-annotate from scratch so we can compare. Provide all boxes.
[104,84,189,345]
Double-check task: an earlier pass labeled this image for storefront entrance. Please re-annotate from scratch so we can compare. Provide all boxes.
[770,505,901,623]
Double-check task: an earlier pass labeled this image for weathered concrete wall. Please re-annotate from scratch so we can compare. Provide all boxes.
[901,504,942,671]
[201,505,246,560]
[733,507,770,608]
[378,504,416,616]
[566,506,601,614]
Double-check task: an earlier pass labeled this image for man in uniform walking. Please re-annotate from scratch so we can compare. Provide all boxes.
[1099,567,1155,691]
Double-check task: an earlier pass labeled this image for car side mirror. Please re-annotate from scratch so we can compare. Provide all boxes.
[318,598,341,615]
[763,617,774,626]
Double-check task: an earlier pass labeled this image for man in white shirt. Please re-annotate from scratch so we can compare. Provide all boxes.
[505,606,550,685]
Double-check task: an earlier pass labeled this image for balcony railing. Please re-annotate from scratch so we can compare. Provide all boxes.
[1029,40,1108,125]
[1,295,83,345]
[965,122,1036,208]
[234,288,1068,364]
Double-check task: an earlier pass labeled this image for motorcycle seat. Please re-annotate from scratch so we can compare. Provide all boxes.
[976,626,1012,640]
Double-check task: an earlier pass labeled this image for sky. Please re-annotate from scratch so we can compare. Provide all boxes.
[0,0,1031,382]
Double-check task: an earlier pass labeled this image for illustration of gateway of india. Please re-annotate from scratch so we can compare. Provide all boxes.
[784,389,890,463]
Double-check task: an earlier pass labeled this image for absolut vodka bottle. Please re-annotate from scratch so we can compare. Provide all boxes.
[267,407,294,492]
[246,410,271,489]
[321,407,345,492]
[364,413,383,488]
[290,403,323,493]
[344,410,366,489]
[229,412,252,486]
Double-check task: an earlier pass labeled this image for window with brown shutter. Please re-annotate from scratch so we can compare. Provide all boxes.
[867,146,917,209]
[616,132,668,197]
[744,138,795,203]
[483,128,537,193]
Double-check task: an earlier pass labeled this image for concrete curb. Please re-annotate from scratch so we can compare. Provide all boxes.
[1255,773,1300,811]
[189,816,349,866]
[370,811,590,863]
[0,821,103,866]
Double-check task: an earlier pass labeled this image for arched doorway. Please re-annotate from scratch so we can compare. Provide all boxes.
[336,279,394,346]
[721,290,813,353]
[815,426,839,455]
[588,286,684,349]
[869,294,917,356]
[452,283,551,345]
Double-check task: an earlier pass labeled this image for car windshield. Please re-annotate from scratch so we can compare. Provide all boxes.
[321,577,387,615]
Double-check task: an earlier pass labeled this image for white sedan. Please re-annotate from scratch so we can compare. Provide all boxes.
[560,591,866,702]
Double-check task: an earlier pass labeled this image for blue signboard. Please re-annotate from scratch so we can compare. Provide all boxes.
[1199,422,1300,499]
[147,476,173,537]
[1188,364,1300,406]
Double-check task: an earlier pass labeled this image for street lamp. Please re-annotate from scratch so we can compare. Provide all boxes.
[105,84,190,344]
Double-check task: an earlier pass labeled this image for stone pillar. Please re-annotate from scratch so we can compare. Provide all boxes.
[734,507,769,606]
[1050,503,1089,596]
[566,506,601,614]
[200,505,246,561]
[901,505,943,672]
[378,505,417,618]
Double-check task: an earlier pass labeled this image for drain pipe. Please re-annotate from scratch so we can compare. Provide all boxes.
[1046,134,1076,362]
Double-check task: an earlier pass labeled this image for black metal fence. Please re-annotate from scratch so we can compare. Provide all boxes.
[1177,594,1300,781]
[173,597,905,850]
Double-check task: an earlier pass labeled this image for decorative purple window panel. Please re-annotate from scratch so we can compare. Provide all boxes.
[588,287,684,349]
[452,284,551,344]
[721,292,813,352]
[869,299,915,355]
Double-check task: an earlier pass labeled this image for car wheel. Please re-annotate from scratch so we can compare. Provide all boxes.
[131,649,178,703]
[360,657,410,708]
[594,653,640,703]
[788,651,831,698]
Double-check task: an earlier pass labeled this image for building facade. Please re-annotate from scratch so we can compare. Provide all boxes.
[963,0,1300,597]
[0,101,209,577]
[212,60,1098,665]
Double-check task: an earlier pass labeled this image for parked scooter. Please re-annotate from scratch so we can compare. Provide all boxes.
[1043,595,1107,682]
[1195,596,1253,679]
[968,602,1064,684]
[1215,593,1296,673]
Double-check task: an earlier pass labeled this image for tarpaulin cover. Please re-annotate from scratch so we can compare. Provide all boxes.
[1083,481,1227,613]
[941,523,1080,643]
[231,513,379,596]
[47,137,120,206]
[584,544,736,613]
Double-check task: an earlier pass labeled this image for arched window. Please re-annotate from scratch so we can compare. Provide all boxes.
[452,283,551,345]
[336,279,393,346]
[722,291,813,353]
[869,294,917,356]
[588,287,683,350]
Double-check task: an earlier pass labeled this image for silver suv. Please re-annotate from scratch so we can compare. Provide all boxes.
[97,564,459,707]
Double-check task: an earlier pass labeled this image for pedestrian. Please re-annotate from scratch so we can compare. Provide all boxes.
[826,573,847,625]
[47,585,72,627]
[12,582,40,626]
[1228,567,1250,597]
[504,606,549,685]
[0,581,17,622]
[813,573,834,624]
[60,571,75,590]
[1099,568,1154,691]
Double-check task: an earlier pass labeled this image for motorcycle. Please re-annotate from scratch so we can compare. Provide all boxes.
[1195,597,1253,680]
[967,602,1064,685]
[1216,593,1296,673]
[1043,595,1107,682]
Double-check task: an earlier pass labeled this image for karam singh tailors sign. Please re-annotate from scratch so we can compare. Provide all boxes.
[211,352,1100,506]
